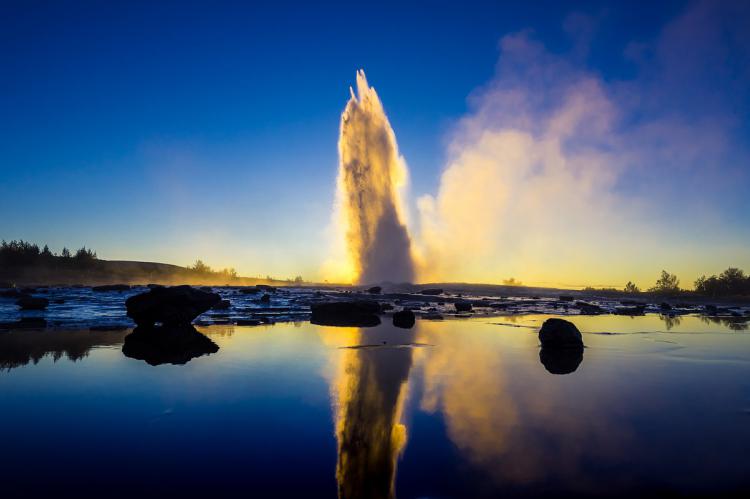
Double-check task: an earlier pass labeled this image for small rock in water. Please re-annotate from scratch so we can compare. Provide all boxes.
[259,294,271,303]
[538,318,583,348]
[367,286,382,294]
[16,296,49,310]
[393,309,416,329]
[454,301,472,312]
[558,295,574,302]
[420,288,443,295]
[240,286,261,294]
[614,305,646,316]
[380,303,394,311]
[92,284,131,292]
[310,301,381,327]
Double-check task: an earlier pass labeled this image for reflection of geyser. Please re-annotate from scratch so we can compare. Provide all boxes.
[333,325,415,499]
[337,71,415,284]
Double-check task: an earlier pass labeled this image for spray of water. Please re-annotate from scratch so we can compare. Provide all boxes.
[334,70,415,285]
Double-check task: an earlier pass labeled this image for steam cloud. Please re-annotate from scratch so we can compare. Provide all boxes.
[334,70,415,285]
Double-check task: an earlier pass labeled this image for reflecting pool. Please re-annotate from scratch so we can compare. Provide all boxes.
[1,314,749,497]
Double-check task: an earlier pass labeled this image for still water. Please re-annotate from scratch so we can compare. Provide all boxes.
[1,314,749,498]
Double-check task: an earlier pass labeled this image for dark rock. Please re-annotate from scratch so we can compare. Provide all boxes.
[16,296,49,310]
[213,299,231,310]
[199,286,213,292]
[92,284,131,292]
[614,305,646,316]
[660,302,673,311]
[540,347,583,375]
[0,317,47,330]
[367,286,382,294]
[558,295,574,302]
[122,325,218,366]
[240,286,261,294]
[575,301,603,315]
[89,325,130,331]
[259,294,271,303]
[257,285,276,292]
[310,301,381,327]
[0,289,24,298]
[420,288,443,295]
[620,299,644,306]
[125,285,221,327]
[380,303,394,312]
[454,301,472,312]
[538,318,583,348]
[393,310,416,329]
[236,319,262,326]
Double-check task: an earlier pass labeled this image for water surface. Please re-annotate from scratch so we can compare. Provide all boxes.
[1,315,749,497]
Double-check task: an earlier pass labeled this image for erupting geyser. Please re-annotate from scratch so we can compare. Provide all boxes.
[336,70,415,284]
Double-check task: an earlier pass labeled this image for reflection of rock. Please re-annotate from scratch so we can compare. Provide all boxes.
[311,301,381,327]
[539,347,584,374]
[122,325,218,366]
[0,317,47,330]
[539,318,583,348]
[392,310,415,329]
[126,285,220,327]
[16,296,49,310]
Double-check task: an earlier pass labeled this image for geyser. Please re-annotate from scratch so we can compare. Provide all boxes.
[335,70,415,284]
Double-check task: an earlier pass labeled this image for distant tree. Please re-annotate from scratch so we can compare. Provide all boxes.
[61,247,71,258]
[75,246,97,261]
[189,259,212,274]
[624,281,640,293]
[649,270,680,293]
[294,275,304,284]
[503,277,522,286]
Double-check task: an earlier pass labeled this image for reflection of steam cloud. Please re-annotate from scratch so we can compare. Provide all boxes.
[0,329,128,371]
[330,326,415,499]
[335,71,415,284]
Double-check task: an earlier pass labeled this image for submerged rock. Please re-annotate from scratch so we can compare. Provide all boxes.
[122,325,218,366]
[310,300,381,327]
[392,309,416,329]
[538,318,583,348]
[126,285,221,327]
[540,347,583,375]
[92,284,131,292]
[16,296,49,310]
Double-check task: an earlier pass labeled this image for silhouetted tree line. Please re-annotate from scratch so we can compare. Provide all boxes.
[695,268,750,297]
[187,259,239,280]
[1,240,97,268]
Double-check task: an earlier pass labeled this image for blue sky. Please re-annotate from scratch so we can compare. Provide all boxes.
[1,1,748,286]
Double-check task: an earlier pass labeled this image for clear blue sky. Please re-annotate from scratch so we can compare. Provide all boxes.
[1,1,748,285]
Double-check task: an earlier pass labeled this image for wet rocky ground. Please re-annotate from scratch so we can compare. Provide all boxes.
[1,284,748,331]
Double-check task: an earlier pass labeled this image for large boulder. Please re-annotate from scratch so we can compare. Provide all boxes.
[126,285,221,327]
[392,309,416,329]
[122,325,218,366]
[538,318,583,348]
[310,300,381,327]
[16,296,49,310]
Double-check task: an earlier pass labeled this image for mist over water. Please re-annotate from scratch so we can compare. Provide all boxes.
[335,71,415,285]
